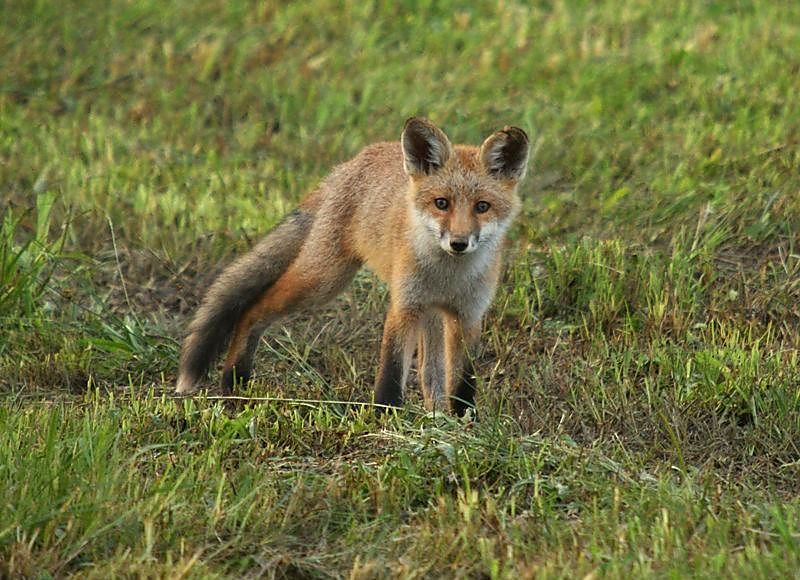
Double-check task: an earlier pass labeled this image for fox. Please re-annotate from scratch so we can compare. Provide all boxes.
[175,117,529,415]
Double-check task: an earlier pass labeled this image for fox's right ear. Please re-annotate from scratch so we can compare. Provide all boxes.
[401,117,453,177]
[480,126,530,182]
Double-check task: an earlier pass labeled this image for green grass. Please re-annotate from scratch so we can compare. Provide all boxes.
[2,0,800,576]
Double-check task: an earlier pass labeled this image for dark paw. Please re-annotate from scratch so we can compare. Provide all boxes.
[220,367,250,396]
[451,397,478,420]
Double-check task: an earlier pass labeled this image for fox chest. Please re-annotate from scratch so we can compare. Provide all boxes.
[396,253,498,321]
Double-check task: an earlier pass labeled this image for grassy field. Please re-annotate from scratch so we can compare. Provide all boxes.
[2,0,800,577]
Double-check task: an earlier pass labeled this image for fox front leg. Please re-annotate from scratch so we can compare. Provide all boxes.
[374,307,420,409]
[418,311,447,411]
[444,316,481,417]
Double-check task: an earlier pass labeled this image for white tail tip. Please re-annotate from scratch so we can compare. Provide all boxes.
[175,374,198,395]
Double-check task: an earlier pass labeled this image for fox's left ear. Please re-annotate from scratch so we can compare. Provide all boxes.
[480,126,529,181]
[401,117,454,177]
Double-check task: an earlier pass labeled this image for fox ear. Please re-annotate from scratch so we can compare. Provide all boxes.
[401,117,453,176]
[480,126,530,181]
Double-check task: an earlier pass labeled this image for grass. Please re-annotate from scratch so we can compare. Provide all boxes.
[2,0,800,576]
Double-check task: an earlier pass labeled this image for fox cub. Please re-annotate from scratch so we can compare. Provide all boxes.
[176,117,529,415]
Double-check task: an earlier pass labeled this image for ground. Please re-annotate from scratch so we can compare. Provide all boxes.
[1,1,800,577]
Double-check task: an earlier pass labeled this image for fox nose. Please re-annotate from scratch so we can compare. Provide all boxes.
[450,239,468,253]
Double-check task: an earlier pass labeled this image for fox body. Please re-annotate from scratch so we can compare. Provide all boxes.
[176,118,529,414]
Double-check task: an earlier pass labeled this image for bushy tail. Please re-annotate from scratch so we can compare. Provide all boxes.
[176,209,313,393]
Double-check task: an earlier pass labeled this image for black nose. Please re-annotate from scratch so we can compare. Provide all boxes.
[450,240,468,253]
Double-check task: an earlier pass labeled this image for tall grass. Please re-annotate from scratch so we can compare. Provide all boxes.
[2,0,800,576]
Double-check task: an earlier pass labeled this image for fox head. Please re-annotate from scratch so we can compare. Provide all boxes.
[401,117,529,257]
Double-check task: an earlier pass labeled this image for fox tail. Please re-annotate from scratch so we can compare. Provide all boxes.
[175,208,313,393]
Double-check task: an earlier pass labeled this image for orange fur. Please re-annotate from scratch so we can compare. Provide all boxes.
[176,118,529,415]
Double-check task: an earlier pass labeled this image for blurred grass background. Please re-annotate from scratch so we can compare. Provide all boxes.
[2,0,800,576]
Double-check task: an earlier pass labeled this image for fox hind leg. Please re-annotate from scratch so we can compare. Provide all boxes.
[220,259,360,394]
[176,208,316,395]
[220,322,269,395]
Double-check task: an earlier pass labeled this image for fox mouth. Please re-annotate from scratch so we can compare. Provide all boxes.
[439,231,481,256]
[439,238,477,256]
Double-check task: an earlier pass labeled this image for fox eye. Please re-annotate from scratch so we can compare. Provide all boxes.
[475,201,491,213]
[434,198,449,210]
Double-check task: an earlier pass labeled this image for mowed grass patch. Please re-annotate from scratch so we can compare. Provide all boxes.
[3,393,800,578]
[2,0,800,576]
